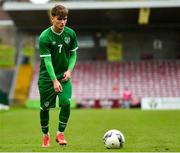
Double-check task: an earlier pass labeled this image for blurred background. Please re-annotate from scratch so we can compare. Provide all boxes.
[0,0,180,110]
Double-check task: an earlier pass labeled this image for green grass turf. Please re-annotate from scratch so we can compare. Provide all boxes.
[0,107,180,152]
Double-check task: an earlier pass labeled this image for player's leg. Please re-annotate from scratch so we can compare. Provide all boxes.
[38,81,57,147]
[56,79,72,145]
[40,109,50,147]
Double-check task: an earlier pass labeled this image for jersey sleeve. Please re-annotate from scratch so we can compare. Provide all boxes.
[70,31,78,52]
[39,35,51,58]
[68,51,77,71]
[44,56,56,80]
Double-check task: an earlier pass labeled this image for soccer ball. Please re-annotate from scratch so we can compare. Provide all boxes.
[103,129,125,149]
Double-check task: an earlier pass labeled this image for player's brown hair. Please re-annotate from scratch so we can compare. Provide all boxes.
[51,4,69,18]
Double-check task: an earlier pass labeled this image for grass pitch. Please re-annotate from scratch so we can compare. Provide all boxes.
[0,106,180,152]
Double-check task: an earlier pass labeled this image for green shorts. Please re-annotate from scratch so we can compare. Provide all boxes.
[38,79,72,110]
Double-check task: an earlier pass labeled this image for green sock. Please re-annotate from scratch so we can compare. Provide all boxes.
[40,109,49,134]
[58,99,70,132]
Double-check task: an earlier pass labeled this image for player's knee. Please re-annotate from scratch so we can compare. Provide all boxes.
[61,98,70,107]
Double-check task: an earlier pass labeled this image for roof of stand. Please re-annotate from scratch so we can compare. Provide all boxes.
[3,0,180,34]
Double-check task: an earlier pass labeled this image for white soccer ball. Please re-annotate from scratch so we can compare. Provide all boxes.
[103,129,125,149]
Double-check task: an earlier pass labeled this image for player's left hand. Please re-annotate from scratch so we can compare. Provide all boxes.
[62,69,72,82]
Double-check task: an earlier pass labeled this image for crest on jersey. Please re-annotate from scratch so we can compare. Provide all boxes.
[64,37,70,44]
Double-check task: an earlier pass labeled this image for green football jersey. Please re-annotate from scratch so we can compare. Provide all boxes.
[38,26,78,81]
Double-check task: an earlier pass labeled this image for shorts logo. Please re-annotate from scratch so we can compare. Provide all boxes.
[44,101,49,107]
[64,37,70,44]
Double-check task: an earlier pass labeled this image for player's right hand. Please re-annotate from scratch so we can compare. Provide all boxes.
[52,79,63,93]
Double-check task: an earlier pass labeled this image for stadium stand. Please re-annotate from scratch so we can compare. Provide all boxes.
[29,60,180,107]
[72,60,180,99]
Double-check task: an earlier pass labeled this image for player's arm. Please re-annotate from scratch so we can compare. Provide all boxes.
[62,51,77,82]
[68,51,77,71]
[62,30,78,82]
[44,56,62,92]
[68,30,78,71]
[44,56,56,80]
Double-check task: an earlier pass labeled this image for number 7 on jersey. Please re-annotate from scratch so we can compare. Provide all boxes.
[58,44,63,53]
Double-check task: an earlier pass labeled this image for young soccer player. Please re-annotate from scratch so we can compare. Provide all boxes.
[38,4,78,147]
